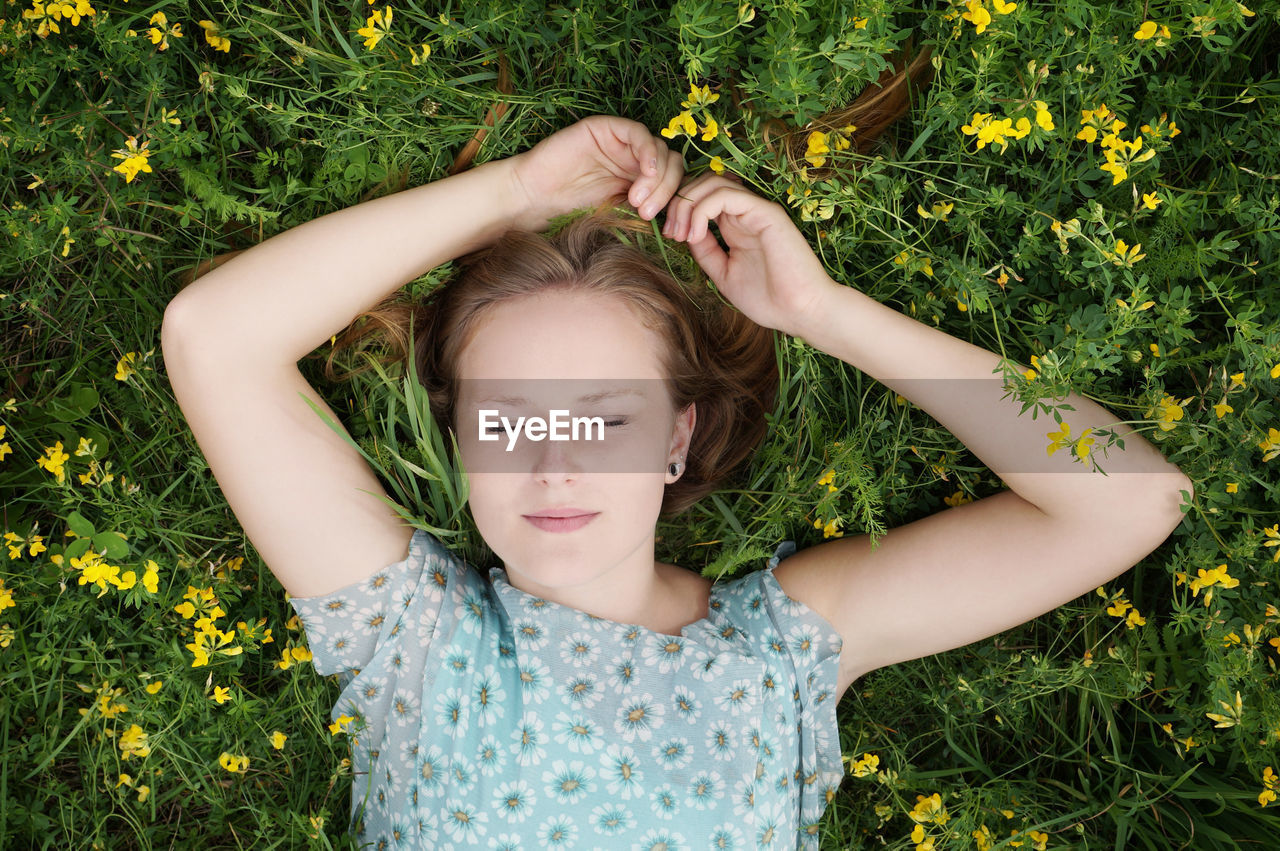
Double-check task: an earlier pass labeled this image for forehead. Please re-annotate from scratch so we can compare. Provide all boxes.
[456,289,669,382]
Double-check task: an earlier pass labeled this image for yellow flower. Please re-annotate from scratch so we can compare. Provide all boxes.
[1263,524,1280,563]
[218,752,250,773]
[805,130,830,168]
[211,685,232,704]
[270,730,288,750]
[681,83,719,109]
[1205,690,1243,728]
[708,156,725,174]
[1229,371,1246,389]
[410,42,432,65]
[197,20,232,52]
[700,117,720,142]
[329,714,357,736]
[1111,238,1147,266]
[1214,400,1233,418]
[110,136,155,184]
[1146,395,1190,432]
[1272,362,1280,379]
[660,110,698,140]
[1226,482,1238,493]
[1258,426,1280,463]
[118,724,151,760]
[817,468,835,487]
[147,12,184,51]
[1134,20,1159,39]
[961,1,993,35]
[908,792,950,825]
[357,6,393,50]
[849,752,880,777]
[1142,191,1162,210]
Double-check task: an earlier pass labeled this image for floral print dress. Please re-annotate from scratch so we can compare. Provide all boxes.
[288,529,845,850]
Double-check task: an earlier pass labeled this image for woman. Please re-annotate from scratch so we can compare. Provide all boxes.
[162,67,1192,851]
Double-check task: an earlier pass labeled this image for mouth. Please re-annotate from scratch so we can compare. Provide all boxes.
[523,512,600,533]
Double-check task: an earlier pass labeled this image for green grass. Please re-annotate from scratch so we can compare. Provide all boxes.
[3,0,1279,848]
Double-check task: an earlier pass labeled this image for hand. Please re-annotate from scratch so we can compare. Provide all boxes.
[661,172,839,336]
[507,115,687,230]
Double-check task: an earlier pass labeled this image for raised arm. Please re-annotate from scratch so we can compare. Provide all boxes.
[159,116,687,598]
[163,155,531,366]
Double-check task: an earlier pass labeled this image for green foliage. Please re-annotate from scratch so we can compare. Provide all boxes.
[2,0,1279,848]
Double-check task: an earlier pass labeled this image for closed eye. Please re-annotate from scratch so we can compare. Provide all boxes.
[482,418,629,434]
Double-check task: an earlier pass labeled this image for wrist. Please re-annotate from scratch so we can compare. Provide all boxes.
[785,277,845,343]
[501,152,553,233]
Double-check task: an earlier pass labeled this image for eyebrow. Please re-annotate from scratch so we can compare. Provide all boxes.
[473,389,647,406]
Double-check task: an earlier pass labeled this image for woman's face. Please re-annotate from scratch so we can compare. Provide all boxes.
[452,288,695,592]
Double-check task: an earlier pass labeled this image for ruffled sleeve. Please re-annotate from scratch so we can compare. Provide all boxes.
[762,539,847,834]
[286,529,450,686]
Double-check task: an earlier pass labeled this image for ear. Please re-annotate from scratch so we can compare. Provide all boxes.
[670,401,696,459]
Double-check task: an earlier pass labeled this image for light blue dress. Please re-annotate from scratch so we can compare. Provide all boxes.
[288,529,845,850]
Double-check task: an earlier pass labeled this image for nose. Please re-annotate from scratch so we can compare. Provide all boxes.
[530,432,584,484]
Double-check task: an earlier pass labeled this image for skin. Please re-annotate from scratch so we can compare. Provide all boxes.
[452,287,712,636]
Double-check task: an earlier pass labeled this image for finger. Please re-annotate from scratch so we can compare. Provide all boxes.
[684,220,729,284]
[640,144,683,219]
[672,174,749,241]
[685,184,760,245]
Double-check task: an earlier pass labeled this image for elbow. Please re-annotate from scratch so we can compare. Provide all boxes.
[1149,472,1194,531]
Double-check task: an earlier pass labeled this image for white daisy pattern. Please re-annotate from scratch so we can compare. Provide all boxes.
[288,531,843,849]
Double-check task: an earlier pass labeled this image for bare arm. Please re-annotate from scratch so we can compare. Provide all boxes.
[163,155,535,364]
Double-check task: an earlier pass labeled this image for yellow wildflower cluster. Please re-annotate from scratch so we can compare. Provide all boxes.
[803,125,856,169]
[847,751,880,777]
[1260,766,1277,807]
[892,248,934,278]
[971,821,1049,851]
[15,519,158,601]
[1104,238,1147,268]
[661,83,732,147]
[173,585,244,667]
[907,792,951,849]
[812,468,845,538]
[1263,524,1279,563]
[1259,425,1280,463]
[1097,587,1146,629]
[358,5,393,49]
[960,100,1054,154]
[276,615,314,671]
[114,771,152,804]
[1173,563,1239,607]
[1144,394,1192,432]
[75,680,153,765]
[110,136,154,184]
[1045,419,1095,459]
[219,752,250,773]
[916,200,953,222]
[1076,103,1171,186]
[944,0,1018,37]
[1132,20,1173,44]
[21,1,96,38]
[68,542,161,599]
[785,168,836,222]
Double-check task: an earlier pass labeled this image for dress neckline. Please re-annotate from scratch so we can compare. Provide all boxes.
[487,565,721,640]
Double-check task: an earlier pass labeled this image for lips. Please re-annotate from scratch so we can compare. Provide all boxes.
[523,510,599,533]
[525,507,594,518]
